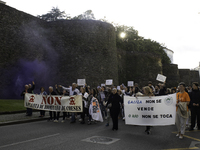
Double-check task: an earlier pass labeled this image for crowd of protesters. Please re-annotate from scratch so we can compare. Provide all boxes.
[21,80,200,138]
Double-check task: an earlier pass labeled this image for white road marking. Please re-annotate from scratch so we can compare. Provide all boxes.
[0,133,60,148]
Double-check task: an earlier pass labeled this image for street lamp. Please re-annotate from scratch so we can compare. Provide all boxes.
[120,32,126,38]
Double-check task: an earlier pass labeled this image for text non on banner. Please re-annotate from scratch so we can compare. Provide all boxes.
[124,94,176,126]
[24,93,83,112]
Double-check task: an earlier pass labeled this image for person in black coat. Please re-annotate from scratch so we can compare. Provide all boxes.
[106,88,122,131]
[189,82,200,130]
[21,81,35,116]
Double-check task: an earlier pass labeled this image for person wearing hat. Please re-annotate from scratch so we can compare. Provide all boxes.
[176,82,190,139]
[189,82,200,131]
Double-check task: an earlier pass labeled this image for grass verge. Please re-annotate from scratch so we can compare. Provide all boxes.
[0,99,26,112]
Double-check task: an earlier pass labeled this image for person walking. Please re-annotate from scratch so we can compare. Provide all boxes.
[176,82,190,139]
[189,82,200,131]
[106,88,122,131]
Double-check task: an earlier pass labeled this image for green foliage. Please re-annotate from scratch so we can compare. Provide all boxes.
[0,99,25,112]
[114,24,171,64]
[37,7,69,21]
[71,10,95,20]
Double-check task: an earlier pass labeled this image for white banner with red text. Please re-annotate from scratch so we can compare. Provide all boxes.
[124,94,176,126]
[24,93,83,112]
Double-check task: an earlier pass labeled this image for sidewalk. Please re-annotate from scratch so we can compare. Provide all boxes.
[0,111,49,126]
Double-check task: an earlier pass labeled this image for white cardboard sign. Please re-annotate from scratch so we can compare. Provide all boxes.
[77,79,86,86]
[101,84,105,87]
[106,79,113,85]
[156,74,167,83]
[127,81,134,87]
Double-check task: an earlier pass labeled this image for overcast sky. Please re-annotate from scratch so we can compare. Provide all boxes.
[4,0,200,69]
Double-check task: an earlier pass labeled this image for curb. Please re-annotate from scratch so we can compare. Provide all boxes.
[0,117,48,126]
[0,110,39,115]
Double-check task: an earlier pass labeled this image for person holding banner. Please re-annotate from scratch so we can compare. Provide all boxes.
[39,87,47,117]
[21,81,35,116]
[176,82,190,139]
[106,88,122,131]
[55,84,69,123]
[143,86,154,134]
[47,86,58,122]
[59,83,80,123]
[88,89,103,124]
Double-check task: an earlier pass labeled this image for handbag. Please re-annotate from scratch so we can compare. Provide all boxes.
[178,102,188,118]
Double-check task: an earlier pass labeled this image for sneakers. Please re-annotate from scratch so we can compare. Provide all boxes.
[179,135,183,139]
[61,120,65,123]
[54,120,58,123]
[176,133,183,139]
[88,121,91,125]
[105,123,109,127]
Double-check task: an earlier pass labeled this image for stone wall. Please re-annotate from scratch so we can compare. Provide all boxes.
[178,69,199,86]
[0,3,199,99]
[0,4,118,98]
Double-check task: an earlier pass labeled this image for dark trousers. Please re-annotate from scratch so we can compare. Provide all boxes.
[53,112,60,120]
[26,108,32,116]
[63,112,66,120]
[191,107,200,128]
[81,108,88,122]
[40,110,45,116]
[146,126,151,131]
[49,111,53,120]
[111,109,120,130]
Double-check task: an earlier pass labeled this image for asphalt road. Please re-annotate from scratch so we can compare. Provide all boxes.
[0,118,200,150]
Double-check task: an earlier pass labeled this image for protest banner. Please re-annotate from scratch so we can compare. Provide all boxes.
[89,97,103,122]
[127,81,134,87]
[101,84,105,87]
[124,94,176,126]
[77,79,86,86]
[156,74,167,83]
[106,79,113,85]
[117,86,120,90]
[24,93,83,112]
